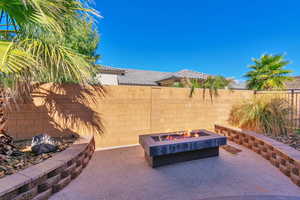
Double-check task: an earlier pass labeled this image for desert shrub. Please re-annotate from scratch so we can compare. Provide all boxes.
[228,96,293,136]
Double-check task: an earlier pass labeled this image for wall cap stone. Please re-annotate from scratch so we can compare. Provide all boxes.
[215,124,300,162]
[215,124,300,187]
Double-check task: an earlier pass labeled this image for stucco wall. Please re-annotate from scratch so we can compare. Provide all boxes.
[6,84,253,148]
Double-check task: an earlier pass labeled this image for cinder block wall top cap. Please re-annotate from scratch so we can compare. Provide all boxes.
[0,136,94,197]
[215,124,300,162]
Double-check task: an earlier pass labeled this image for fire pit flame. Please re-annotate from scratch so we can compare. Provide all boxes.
[161,130,203,141]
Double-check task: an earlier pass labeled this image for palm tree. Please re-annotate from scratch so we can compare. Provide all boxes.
[173,76,231,101]
[245,54,293,90]
[0,1,101,147]
[0,0,100,99]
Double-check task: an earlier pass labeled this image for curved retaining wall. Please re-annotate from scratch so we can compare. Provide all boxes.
[0,136,95,200]
[215,124,300,187]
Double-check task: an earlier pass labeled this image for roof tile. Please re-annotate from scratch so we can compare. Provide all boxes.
[97,65,211,86]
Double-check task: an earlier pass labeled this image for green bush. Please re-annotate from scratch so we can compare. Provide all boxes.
[228,96,293,136]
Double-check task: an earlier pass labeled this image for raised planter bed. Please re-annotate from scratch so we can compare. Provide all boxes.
[0,137,76,178]
[0,136,95,200]
[215,124,300,187]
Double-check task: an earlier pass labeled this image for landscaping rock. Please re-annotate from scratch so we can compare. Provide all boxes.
[31,144,58,155]
[267,133,300,151]
[0,132,23,156]
[31,134,59,155]
[32,134,58,146]
[0,136,75,179]
[0,132,13,145]
[0,154,6,160]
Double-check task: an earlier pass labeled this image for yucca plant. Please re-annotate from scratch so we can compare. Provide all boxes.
[228,96,293,136]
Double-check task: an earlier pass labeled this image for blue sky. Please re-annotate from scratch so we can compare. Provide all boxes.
[95,0,300,80]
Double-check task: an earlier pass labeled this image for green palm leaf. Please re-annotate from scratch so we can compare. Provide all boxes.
[0,0,100,99]
[245,54,293,90]
[0,41,36,73]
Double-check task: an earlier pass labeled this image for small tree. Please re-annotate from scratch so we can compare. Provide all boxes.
[173,76,231,102]
[189,76,231,102]
[245,54,293,90]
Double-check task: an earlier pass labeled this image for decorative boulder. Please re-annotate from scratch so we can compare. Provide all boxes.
[31,144,58,155]
[31,134,59,155]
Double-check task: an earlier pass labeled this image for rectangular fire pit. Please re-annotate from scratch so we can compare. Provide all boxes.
[139,129,227,168]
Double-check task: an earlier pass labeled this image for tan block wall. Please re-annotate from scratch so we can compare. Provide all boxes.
[6,84,253,148]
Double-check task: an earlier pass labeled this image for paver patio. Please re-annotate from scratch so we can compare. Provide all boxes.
[51,142,300,200]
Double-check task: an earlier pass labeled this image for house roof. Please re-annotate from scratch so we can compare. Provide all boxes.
[285,76,300,89]
[97,65,212,86]
[117,68,172,85]
[229,81,247,89]
[157,69,211,83]
[98,65,125,75]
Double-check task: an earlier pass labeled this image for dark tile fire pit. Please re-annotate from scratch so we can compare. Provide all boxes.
[139,129,227,168]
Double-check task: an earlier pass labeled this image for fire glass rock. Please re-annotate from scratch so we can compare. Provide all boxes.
[31,134,59,155]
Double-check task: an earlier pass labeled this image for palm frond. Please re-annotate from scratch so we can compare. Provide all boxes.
[245,54,293,90]
[0,41,36,74]
[17,38,93,84]
[1,0,100,35]
[0,0,99,99]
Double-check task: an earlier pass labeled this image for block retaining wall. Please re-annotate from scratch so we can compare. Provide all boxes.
[0,136,95,200]
[215,124,300,187]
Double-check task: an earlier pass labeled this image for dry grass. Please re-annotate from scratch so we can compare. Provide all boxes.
[228,96,293,136]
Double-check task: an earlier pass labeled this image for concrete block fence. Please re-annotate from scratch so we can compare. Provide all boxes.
[0,136,95,200]
[6,84,254,148]
[215,124,300,187]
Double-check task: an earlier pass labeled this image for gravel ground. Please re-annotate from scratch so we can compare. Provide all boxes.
[0,138,76,178]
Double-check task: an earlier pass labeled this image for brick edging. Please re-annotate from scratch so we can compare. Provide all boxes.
[215,124,300,187]
[0,136,95,200]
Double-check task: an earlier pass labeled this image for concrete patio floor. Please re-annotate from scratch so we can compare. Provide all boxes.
[51,142,300,200]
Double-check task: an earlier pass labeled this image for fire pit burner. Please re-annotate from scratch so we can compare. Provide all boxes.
[139,129,226,168]
[151,130,209,142]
